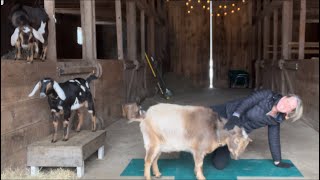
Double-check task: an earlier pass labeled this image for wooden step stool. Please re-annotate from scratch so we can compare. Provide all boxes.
[27,130,106,177]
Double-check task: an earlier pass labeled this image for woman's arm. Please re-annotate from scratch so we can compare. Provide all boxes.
[234,89,273,117]
[268,124,293,168]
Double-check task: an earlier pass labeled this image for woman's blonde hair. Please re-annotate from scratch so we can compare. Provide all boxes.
[286,94,303,122]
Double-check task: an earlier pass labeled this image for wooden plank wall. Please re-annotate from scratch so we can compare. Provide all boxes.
[167,1,251,88]
[167,1,210,87]
[1,61,57,170]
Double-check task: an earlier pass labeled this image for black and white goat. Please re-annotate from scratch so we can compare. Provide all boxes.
[28,74,98,143]
[9,4,49,62]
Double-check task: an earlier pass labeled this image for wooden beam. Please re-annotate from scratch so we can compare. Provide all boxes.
[141,10,147,89]
[80,0,96,60]
[126,1,137,60]
[55,8,80,15]
[148,17,155,57]
[95,21,116,25]
[44,0,57,61]
[263,15,270,60]
[273,9,278,63]
[281,0,293,60]
[298,0,306,59]
[115,0,124,60]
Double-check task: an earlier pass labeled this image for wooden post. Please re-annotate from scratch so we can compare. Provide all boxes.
[126,1,137,61]
[298,0,306,59]
[80,0,96,60]
[273,9,278,63]
[44,0,57,61]
[148,17,155,57]
[263,15,270,60]
[141,10,147,89]
[115,0,124,60]
[281,0,293,60]
[272,9,279,91]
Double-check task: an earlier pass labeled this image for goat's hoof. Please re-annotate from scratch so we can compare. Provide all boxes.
[76,130,80,133]
[154,173,162,178]
[51,139,57,143]
[62,138,69,141]
[92,129,97,132]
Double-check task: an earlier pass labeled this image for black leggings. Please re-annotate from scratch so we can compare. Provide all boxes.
[211,145,230,170]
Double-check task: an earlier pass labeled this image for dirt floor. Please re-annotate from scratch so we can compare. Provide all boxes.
[81,73,319,180]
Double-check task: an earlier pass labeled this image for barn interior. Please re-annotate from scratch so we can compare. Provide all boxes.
[1,0,319,179]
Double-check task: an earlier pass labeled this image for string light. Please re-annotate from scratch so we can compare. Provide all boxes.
[207,7,210,10]
[242,0,246,3]
[207,0,210,3]
[224,12,227,16]
[188,10,191,13]
[191,5,193,9]
[232,3,235,7]
[186,2,189,5]
[237,7,240,11]
[224,5,227,9]
[217,13,220,17]
[198,0,201,3]
[203,5,206,9]
[231,10,234,13]
[219,5,222,8]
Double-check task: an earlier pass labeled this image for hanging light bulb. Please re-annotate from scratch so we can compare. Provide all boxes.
[188,10,191,13]
[203,5,206,9]
[186,2,189,5]
[189,0,191,2]
[224,5,227,9]
[219,5,222,8]
[232,3,235,7]
[207,0,210,4]
[224,12,227,16]
[207,7,210,10]
[198,0,201,3]
[231,10,234,13]
[191,5,194,9]
[217,13,220,17]
[242,0,246,3]
[237,7,240,11]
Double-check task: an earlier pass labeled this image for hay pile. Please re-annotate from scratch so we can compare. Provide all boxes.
[1,167,77,179]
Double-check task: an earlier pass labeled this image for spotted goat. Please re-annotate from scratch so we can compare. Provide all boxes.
[28,74,98,142]
[129,103,252,180]
[9,4,49,62]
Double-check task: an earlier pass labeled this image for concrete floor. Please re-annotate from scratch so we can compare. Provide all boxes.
[83,88,319,180]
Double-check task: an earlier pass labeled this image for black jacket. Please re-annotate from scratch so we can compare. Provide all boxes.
[225,89,285,162]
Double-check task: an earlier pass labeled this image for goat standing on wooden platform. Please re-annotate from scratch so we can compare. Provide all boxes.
[28,74,98,143]
[9,4,49,63]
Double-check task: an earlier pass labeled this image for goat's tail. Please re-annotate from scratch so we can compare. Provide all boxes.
[86,75,98,84]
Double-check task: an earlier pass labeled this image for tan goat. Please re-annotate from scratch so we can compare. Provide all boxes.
[129,103,252,180]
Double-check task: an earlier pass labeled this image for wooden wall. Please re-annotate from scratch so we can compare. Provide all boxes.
[167,1,210,88]
[1,61,56,170]
[167,1,252,88]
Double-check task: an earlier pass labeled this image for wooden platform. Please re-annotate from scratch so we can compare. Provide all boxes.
[27,130,107,177]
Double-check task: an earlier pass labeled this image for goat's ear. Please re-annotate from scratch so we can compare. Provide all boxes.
[53,81,66,100]
[32,28,44,43]
[37,21,46,35]
[11,27,20,46]
[28,81,41,97]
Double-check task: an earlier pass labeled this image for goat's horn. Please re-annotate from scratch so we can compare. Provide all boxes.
[28,81,41,97]
[10,27,20,46]
[53,81,66,100]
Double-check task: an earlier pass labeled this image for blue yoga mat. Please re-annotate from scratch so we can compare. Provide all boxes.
[121,152,303,180]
